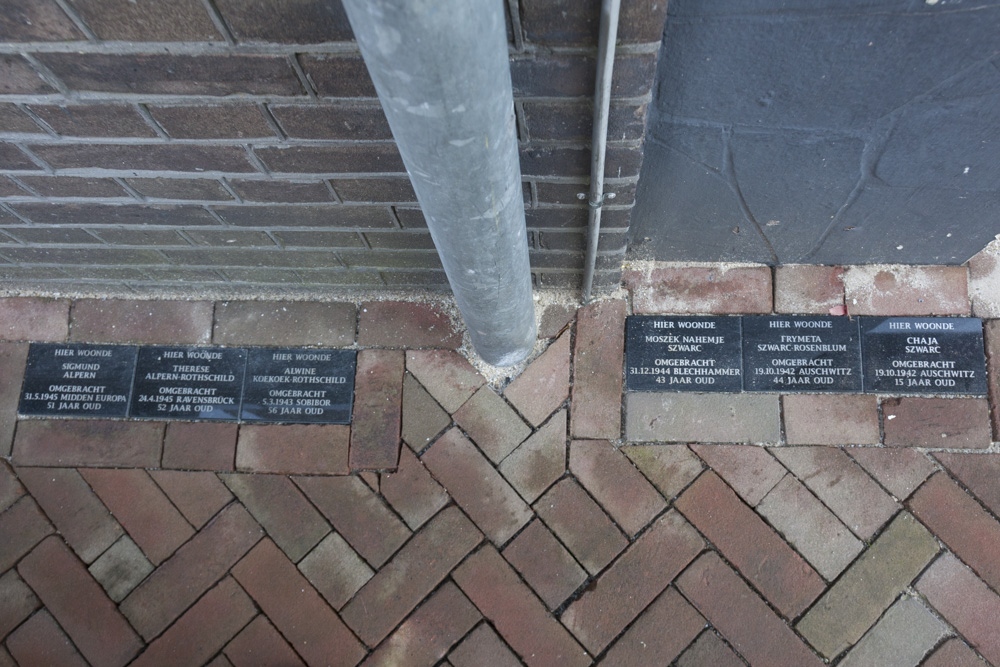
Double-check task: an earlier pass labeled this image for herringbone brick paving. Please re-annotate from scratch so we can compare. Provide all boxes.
[1,263,999,665]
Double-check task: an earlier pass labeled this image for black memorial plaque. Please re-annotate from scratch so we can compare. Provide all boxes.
[742,316,862,392]
[130,346,247,420]
[626,316,742,392]
[241,348,356,424]
[861,317,987,395]
[19,343,137,418]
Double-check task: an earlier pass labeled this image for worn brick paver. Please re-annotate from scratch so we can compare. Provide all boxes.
[757,474,863,581]
[5,609,87,667]
[909,472,1000,591]
[499,408,567,503]
[232,539,366,667]
[502,519,587,610]
[0,297,69,342]
[773,446,899,539]
[341,506,482,647]
[149,469,233,528]
[622,444,702,500]
[783,394,880,445]
[676,471,825,617]
[689,444,784,505]
[562,510,704,655]
[0,463,23,514]
[452,546,590,667]
[922,638,990,667]
[3,292,1000,665]
[161,422,237,472]
[848,447,935,500]
[601,587,705,666]
[350,349,404,470]
[933,452,1000,515]
[13,419,163,468]
[796,512,939,660]
[81,468,195,566]
[213,300,356,347]
[297,531,373,611]
[917,552,1000,665]
[421,427,532,545]
[504,329,571,426]
[405,349,484,413]
[400,373,450,450]
[0,497,53,573]
[363,582,481,666]
[358,301,461,348]
[0,343,28,457]
[130,577,256,667]
[448,624,522,667]
[534,477,628,575]
[883,397,992,448]
[571,299,625,439]
[237,424,350,475]
[836,596,947,667]
[18,536,142,667]
[453,386,531,463]
[69,299,213,344]
[0,570,38,641]
[221,473,330,562]
[16,467,123,564]
[569,439,666,537]
[224,615,304,667]
[677,552,823,667]
[379,445,449,529]
[293,474,409,568]
[119,503,263,641]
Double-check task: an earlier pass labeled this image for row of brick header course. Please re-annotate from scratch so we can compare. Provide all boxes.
[0,263,997,474]
[0,0,668,294]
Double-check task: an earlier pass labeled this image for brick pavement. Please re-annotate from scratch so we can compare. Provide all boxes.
[0,262,999,665]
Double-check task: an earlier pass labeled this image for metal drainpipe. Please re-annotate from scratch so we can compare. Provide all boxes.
[342,0,536,367]
[582,0,621,303]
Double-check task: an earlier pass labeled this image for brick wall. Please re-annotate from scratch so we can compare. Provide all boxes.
[0,0,664,296]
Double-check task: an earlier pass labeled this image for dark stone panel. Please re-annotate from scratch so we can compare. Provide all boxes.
[626,315,743,392]
[628,141,776,263]
[729,130,864,261]
[20,343,138,418]
[241,348,355,424]
[131,346,246,421]
[655,10,1000,131]
[631,1,1000,266]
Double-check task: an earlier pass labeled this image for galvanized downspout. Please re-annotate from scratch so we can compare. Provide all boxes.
[342,0,536,367]
[582,0,622,303]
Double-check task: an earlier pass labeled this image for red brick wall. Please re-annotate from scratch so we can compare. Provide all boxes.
[0,0,664,295]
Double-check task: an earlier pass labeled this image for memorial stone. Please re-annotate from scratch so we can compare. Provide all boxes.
[130,346,247,420]
[626,315,742,392]
[861,317,987,395]
[742,316,862,392]
[241,347,356,424]
[19,343,138,418]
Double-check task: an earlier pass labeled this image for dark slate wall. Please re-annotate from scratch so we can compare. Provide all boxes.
[629,0,1000,266]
